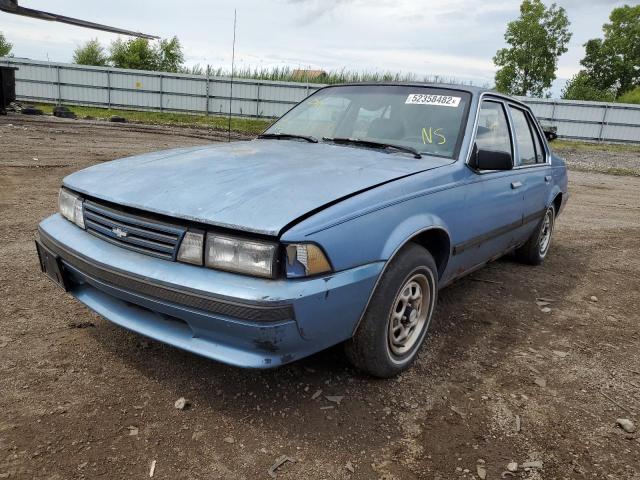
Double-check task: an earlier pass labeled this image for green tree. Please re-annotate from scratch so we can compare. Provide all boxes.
[494,0,572,97]
[561,71,616,102]
[109,36,184,72]
[155,37,184,73]
[72,39,108,66]
[617,86,640,104]
[580,4,640,97]
[0,32,13,57]
[109,38,158,70]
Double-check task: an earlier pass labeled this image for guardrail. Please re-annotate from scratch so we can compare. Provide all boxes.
[1,57,639,143]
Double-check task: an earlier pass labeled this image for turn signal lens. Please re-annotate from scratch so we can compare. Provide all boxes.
[285,244,332,278]
[177,231,204,265]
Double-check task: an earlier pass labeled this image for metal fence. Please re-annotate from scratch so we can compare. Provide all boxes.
[2,57,639,143]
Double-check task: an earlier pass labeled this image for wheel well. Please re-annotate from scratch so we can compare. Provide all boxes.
[409,229,451,279]
[553,193,563,216]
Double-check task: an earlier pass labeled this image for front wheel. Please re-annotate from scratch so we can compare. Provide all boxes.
[345,243,438,378]
[515,205,556,265]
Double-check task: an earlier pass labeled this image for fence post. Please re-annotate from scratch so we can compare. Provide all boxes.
[598,104,609,142]
[159,75,163,112]
[56,65,61,105]
[106,69,111,109]
[205,68,210,117]
[256,83,260,118]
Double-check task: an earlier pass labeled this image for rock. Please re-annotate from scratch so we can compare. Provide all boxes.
[617,418,636,433]
[540,307,552,313]
[522,460,543,469]
[311,389,323,400]
[590,295,598,302]
[127,426,139,436]
[477,465,487,479]
[345,461,355,473]
[534,377,547,388]
[149,459,156,477]
[507,462,518,472]
[223,436,235,444]
[553,350,569,358]
[21,106,43,115]
[325,395,344,405]
[0,336,10,348]
[174,397,189,410]
[53,105,77,119]
[110,115,126,123]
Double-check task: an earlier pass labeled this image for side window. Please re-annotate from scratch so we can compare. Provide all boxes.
[510,107,537,166]
[528,114,547,163]
[475,101,511,156]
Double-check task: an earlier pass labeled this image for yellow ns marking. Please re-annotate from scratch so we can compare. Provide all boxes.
[422,127,446,145]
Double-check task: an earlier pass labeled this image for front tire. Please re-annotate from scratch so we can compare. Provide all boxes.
[345,243,438,378]
[515,205,555,265]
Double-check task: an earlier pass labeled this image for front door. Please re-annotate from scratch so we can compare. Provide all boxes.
[448,99,525,275]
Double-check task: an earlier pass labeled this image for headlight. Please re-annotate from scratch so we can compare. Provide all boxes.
[285,244,332,278]
[205,234,277,278]
[58,188,85,229]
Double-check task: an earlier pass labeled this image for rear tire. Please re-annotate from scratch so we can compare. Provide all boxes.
[515,205,555,265]
[345,243,438,378]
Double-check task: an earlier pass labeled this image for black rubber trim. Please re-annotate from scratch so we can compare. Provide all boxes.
[453,208,546,255]
[38,230,295,323]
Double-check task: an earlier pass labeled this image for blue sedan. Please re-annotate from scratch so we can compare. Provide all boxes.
[36,83,568,377]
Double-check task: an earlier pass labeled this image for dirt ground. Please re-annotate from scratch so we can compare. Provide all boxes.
[1,115,639,480]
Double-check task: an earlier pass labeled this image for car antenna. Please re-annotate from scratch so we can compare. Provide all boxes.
[228,9,237,143]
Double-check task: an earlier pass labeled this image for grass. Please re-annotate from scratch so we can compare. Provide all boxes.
[552,139,640,154]
[182,65,479,86]
[34,103,272,135]
[567,165,640,177]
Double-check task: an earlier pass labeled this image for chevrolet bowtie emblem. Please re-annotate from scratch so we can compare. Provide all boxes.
[112,227,128,238]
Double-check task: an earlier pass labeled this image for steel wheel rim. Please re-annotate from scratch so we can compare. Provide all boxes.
[538,210,553,256]
[388,273,430,357]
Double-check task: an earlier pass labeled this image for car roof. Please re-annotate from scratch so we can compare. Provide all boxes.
[319,82,525,107]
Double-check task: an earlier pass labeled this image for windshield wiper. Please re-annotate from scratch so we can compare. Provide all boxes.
[258,133,318,143]
[322,137,422,159]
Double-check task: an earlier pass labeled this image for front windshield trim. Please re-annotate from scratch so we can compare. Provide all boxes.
[264,84,473,161]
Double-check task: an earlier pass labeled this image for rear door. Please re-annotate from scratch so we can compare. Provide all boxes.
[508,105,553,239]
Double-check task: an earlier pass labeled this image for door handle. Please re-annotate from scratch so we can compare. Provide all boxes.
[511,181,522,189]
[545,175,552,183]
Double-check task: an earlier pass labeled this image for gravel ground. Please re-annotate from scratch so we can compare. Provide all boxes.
[1,115,639,480]
[553,142,640,176]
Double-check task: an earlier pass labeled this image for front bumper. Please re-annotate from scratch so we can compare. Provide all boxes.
[37,214,383,368]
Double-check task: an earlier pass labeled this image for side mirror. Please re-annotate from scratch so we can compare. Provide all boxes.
[469,143,513,171]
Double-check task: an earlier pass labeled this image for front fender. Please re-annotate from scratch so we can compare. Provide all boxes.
[381,213,450,260]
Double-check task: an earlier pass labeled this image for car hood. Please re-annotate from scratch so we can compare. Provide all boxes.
[63,140,449,236]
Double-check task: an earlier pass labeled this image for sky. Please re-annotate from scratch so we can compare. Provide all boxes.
[0,0,629,97]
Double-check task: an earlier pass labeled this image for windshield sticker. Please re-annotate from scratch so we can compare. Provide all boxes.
[422,127,446,145]
[406,94,461,107]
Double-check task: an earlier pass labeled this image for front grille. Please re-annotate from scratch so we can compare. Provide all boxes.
[83,200,186,260]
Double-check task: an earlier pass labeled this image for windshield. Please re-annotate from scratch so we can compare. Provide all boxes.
[264,85,471,159]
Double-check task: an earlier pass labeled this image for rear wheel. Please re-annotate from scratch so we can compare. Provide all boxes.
[345,243,438,378]
[515,205,555,265]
